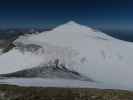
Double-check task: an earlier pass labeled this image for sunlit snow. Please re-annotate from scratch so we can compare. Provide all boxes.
[0,21,133,89]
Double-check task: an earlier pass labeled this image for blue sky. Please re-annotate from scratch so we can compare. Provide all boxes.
[0,0,132,30]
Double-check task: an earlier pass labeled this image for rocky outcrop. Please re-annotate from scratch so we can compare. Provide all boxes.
[0,62,92,81]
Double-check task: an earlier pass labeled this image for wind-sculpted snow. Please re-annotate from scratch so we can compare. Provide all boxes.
[1,21,133,89]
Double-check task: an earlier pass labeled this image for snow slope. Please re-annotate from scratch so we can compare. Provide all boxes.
[0,48,45,74]
[0,21,133,89]
[0,78,127,90]
[0,49,2,54]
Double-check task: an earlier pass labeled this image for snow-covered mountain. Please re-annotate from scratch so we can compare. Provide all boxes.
[0,21,133,89]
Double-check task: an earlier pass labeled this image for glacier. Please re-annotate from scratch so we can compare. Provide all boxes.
[0,21,133,89]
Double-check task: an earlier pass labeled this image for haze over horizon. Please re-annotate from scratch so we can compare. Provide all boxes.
[0,0,132,30]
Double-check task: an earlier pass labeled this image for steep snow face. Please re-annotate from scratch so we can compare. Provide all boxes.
[1,21,133,89]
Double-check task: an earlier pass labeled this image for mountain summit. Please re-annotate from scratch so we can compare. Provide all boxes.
[53,21,93,32]
[0,21,133,89]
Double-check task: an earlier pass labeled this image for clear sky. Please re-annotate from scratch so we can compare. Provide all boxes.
[0,0,132,30]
